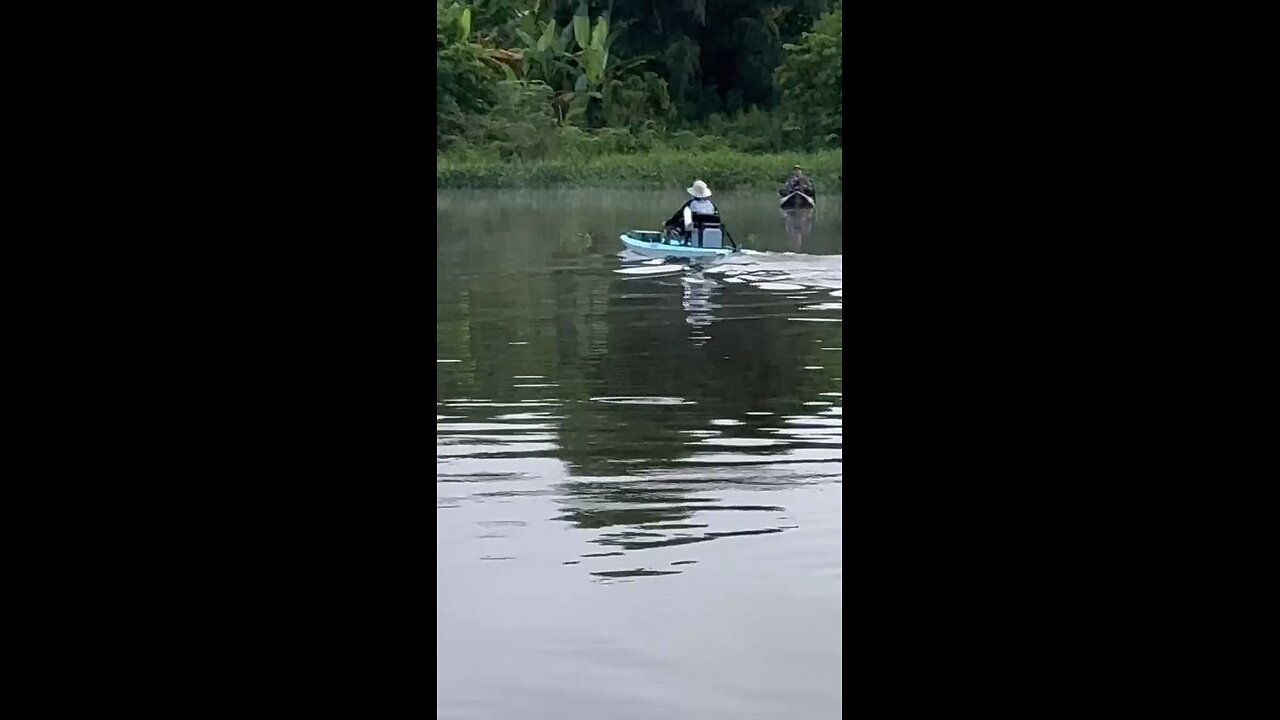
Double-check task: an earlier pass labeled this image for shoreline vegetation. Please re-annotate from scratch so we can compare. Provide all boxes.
[437,149,842,190]
[438,0,841,190]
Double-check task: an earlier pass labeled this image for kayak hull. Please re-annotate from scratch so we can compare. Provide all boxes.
[620,231,735,259]
[779,191,816,209]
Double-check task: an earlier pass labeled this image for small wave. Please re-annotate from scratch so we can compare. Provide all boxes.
[614,265,684,276]
[589,396,697,405]
[695,437,788,447]
[700,251,842,295]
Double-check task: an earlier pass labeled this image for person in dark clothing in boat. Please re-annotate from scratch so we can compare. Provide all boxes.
[663,179,719,243]
[780,164,816,198]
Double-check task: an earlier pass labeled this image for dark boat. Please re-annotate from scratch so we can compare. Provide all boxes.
[779,191,816,209]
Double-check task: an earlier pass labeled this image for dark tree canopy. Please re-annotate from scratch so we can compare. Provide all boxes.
[437,0,842,154]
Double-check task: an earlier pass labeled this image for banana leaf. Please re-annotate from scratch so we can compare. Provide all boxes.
[537,20,555,51]
[572,0,590,51]
[458,8,471,42]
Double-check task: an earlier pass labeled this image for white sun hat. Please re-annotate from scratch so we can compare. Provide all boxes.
[686,179,712,198]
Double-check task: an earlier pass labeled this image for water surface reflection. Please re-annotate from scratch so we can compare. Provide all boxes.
[437,189,842,720]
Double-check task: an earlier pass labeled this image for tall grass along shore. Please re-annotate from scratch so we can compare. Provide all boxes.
[437,149,842,191]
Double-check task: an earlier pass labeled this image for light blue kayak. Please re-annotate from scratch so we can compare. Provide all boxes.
[620,230,736,259]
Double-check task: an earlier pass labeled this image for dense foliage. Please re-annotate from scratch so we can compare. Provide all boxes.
[437,0,843,181]
[438,148,842,189]
[775,0,842,146]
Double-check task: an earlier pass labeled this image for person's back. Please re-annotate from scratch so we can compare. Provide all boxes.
[664,180,720,243]
[687,197,717,218]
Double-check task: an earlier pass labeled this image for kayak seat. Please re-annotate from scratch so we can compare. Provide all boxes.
[691,212,723,248]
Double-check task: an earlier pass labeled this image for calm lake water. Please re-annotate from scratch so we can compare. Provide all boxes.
[437,189,842,720]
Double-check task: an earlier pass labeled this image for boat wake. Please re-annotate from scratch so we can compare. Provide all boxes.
[613,250,842,339]
[703,250,842,293]
[616,249,842,294]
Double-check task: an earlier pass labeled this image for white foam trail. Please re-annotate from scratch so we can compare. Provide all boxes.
[589,396,697,405]
[615,265,683,276]
[703,251,842,295]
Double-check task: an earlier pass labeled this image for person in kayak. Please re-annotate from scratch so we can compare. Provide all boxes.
[780,164,816,198]
[663,179,719,243]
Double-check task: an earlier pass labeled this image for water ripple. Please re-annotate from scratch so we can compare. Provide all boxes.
[438,250,840,582]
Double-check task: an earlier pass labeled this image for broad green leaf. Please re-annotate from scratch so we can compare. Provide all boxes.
[587,91,603,99]
[458,8,471,42]
[590,16,608,51]
[585,47,602,84]
[500,63,517,81]
[572,0,590,51]
[575,73,588,93]
[538,21,555,52]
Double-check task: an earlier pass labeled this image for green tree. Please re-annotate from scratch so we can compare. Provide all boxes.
[774,0,842,147]
[601,0,830,118]
[511,1,670,128]
[438,1,499,151]
[437,0,843,158]
[469,80,562,159]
